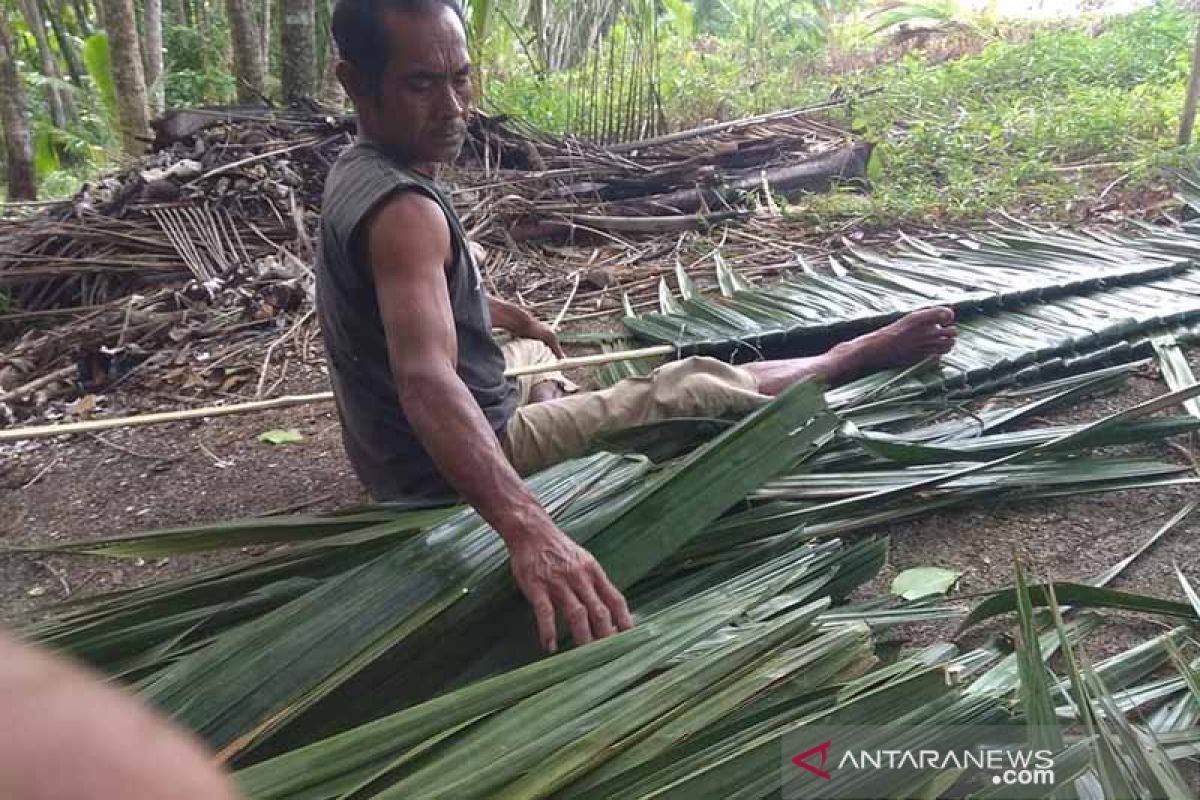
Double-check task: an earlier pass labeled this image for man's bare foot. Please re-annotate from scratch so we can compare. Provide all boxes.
[745,307,957,395]
[835,306,958,374]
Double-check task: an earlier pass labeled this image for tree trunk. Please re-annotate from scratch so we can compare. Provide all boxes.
[71,0,92,35]
[226,0,265,103]
[17,0,73,126]
[0,9,37,199]
[142,0,163,114]
[318,0,341,108]
[92,0,105,29]
[259,0,271,73]
[320,45,343,109]
[43,0,86,87]
[280,0,315,103]
[168,0,186,25]
[1182,21,1200,145]
[99,0,149,154]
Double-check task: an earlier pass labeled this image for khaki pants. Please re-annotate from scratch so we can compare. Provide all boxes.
[500,339,769,474]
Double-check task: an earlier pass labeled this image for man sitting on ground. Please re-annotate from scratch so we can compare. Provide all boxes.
[321,0,958,653]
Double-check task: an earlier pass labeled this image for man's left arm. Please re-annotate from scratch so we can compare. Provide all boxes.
[489,297,565,358]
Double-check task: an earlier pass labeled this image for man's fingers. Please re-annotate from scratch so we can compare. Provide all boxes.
[591,563,634,631]
[528,586,558,654]
[575,579,616,639]
[554,586,595,647]
[549,337,566,359]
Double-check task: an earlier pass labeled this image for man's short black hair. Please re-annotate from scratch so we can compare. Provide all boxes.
[332,0,465,92]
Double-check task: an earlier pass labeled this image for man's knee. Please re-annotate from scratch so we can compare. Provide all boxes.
[648,357,763,417]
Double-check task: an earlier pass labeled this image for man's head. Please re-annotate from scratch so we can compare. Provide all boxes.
[333,0,471,170]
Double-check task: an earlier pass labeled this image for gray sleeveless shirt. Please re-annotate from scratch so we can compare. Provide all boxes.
[317,141,517,500]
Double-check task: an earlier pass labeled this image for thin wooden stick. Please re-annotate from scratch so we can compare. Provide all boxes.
[0,198,71,208]
[504,345,674,377]
[256,309,314,398]
[1,393,335,443]
[551,272,581,331]
[0,345,679,443]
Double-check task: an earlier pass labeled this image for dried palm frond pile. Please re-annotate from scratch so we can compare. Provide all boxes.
[0,102,860,426]
[0,109,351,424]
[456,102,864,243]
[19,357,1200,798]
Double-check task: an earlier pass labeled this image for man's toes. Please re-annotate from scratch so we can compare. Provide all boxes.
[932,306,956,324]
[907,306,955,327]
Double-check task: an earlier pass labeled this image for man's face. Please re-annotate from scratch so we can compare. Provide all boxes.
[356,6,473,168]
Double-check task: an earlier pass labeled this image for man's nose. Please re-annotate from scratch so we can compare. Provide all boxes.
[436,83,465,118]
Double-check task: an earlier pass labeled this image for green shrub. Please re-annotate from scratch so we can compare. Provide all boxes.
[484,2,1199,224]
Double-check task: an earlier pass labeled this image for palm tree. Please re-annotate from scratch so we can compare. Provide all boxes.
[280,0,315,102]
[99,0,149,154]
[142,0,164,114]
[42,0,87,88]
[0,5,36,199]
[16,0,73,126]
[227,0,266,103]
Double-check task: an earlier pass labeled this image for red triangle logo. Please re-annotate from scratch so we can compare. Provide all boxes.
[792,740,833,780]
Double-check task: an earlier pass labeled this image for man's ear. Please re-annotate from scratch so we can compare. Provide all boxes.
[336,60,367,100]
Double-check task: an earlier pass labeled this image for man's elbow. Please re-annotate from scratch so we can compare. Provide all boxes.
[393,361,460,409]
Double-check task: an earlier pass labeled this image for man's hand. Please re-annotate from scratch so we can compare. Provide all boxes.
[488,297,566,359]
[520,317,566,359]
[509,526,634,653]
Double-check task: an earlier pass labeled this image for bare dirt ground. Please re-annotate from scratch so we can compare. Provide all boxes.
[0,361,364,622]
[2,336,1198,662]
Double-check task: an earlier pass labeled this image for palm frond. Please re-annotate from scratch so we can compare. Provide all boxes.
[625,224,1200,399]
[24,237,1200,797]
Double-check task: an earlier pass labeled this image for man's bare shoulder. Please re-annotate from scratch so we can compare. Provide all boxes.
[366,189,452,276]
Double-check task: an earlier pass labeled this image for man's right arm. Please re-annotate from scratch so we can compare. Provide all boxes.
[364,192,633,652]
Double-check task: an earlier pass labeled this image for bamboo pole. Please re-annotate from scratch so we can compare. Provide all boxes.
[0,345,677,443]
[504,344,673,377]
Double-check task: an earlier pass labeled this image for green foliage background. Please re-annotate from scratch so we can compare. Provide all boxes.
[5,0,1200,224]
[485,2,1200,224]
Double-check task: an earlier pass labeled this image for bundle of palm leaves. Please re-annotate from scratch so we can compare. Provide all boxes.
[19,341,1200,797]
[19,180,1200,800]
[623,205,1200,402]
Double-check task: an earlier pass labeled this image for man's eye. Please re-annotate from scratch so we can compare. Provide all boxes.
[409,79,433,91]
